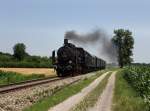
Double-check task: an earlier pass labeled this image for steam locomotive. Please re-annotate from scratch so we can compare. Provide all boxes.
[52,39,106,77]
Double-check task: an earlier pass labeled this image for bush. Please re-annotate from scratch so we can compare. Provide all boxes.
[123,65,150,108]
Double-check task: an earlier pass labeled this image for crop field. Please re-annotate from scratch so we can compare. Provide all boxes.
[123,65,150,108]
[0,68,56,76]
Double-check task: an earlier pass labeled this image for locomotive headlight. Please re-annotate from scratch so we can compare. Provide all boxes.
[69,60,72,64]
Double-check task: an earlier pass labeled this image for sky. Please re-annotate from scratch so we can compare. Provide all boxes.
[0,0,150,63]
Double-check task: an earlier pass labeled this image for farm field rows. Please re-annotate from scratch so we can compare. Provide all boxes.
[123,65,150,109]
[0,68,56,76]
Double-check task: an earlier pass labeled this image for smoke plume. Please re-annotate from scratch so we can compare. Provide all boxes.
[65,29,117,63]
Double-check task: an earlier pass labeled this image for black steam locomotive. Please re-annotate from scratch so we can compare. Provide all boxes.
[52,39,106,77]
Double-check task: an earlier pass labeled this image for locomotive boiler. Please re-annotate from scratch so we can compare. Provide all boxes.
[52,39,106,77]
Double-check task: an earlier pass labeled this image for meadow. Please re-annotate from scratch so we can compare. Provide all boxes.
[0,71,46,86]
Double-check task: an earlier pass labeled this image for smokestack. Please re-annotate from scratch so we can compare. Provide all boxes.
[64,39,68,45]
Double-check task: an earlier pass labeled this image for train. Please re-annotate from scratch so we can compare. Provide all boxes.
[52,39,106,77]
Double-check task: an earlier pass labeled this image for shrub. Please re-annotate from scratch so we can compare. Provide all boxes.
[124,65,150,108]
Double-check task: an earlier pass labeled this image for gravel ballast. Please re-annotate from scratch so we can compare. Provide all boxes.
[0,72,97,111]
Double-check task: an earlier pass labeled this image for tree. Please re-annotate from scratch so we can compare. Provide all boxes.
[112,29,134,68]
[13,43,27,60]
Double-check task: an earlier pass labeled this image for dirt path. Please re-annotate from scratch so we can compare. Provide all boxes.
[48,71,110,111]
[88,71,116,111]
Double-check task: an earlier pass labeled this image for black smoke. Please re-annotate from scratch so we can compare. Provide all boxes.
[65,29,117,63]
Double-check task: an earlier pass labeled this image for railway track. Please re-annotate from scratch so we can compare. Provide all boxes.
[0,77,65,93]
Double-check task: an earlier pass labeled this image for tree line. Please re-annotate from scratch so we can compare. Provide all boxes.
[0,43,52,68]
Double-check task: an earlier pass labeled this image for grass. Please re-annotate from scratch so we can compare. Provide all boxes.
[112,70,148,111]
[71,72,112,111]
[23,70,108,111]
[0,71,45,86]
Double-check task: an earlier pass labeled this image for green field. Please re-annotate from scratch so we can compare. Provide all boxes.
[0,71,45,86]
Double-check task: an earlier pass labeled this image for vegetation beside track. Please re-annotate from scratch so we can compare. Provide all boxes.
[123,65,150,108]
[23,70,108,111]
[112,70,148,111]
[71,72,111,111]
[0,71,45,86]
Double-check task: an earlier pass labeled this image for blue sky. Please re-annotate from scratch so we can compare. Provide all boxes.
[0,0,150,63]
